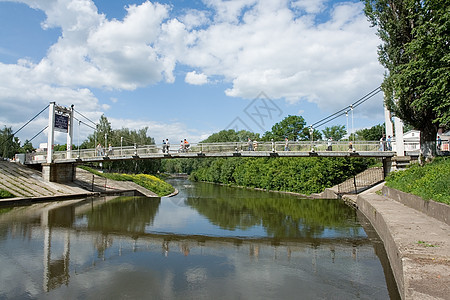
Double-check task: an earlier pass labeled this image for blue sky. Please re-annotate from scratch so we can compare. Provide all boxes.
[0,0,385,147]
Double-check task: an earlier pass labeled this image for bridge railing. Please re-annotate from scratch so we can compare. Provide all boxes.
[24,140,387,163]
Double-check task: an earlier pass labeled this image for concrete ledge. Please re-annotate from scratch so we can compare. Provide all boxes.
[382,186,450,226]
[356,195,405,298]
[357,193,450,299]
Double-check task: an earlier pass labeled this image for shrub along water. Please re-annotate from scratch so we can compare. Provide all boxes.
[385,157,450,205]
[0,189,15,199]
[79,166,174,197]
[189,157,376,195]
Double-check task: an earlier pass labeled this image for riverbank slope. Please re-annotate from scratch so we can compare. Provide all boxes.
[0,161,161,205]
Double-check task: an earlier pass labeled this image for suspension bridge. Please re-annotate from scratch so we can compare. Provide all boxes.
[4,87,415,182]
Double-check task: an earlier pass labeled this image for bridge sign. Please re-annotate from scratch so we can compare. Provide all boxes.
[54,113,69,133]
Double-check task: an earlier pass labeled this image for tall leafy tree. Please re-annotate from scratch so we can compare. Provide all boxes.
[356,124,385,141]
[0,126,21,158]
[363,0,450,157]
[322,125,347,141]
[263,115,308,141]
[201,129,260,143]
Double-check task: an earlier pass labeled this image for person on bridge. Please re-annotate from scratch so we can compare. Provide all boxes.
[184,139,190,152]
[247,138,253,151]
[327,137,333,151]
[253,139,258,151]
[162,140,166,153]
[108,144,113,156]
[387,136,392,151]
[284,138,289,151]
[166,139,170,153]
[96,143,103,156]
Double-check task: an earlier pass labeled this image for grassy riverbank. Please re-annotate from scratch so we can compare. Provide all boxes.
[385,157,449,205]
[79,166,175,197]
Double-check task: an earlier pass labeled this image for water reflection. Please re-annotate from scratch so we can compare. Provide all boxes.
[0,182,399,299]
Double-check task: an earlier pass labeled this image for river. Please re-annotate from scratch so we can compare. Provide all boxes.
[0,179,399,299]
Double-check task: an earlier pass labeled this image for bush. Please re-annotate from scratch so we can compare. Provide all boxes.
[385,157,450,205]
[79,166,174,197]
[189,157,376,195]
[0,189,15,199]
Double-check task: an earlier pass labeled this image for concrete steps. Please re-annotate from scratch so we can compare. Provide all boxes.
[0,161,88,198]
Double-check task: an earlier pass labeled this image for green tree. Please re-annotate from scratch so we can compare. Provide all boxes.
[201,129,259,143]
[322,125,346,141]
[363,0,450,157]
[263,115,308,141]
[0,126,21,158]
[355,124,385,141]
[19,140,34,153]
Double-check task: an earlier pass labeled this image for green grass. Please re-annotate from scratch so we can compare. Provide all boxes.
[79,166,175,197]
[385,157,450,205]
[0,189,15,199]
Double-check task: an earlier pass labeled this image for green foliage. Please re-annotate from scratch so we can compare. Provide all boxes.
[385,157,450,204]
[79,166,174,196]
[322,125,347,141]
[262,115,318,141]
[0,126,21,158]
[0,189,15,199]
[355,124,385,141]
[190,157,375,195]
[363,0,449,150]
[81,115,154,149]
[201,129,260,143]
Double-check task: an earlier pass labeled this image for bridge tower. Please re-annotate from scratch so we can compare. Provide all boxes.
[47,102,74,163]
[43,102,75,183]
[384,105,404,156]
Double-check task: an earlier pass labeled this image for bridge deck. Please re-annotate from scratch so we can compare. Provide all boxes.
[26,150,396,165]
[23,141,402,165]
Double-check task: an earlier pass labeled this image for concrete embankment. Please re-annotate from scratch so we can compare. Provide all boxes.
[355,185,449,300]
[0,161,160,206]
[0,161,98,205]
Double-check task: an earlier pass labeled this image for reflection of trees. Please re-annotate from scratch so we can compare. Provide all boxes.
[82,197,161,234]
[185,183,359,238]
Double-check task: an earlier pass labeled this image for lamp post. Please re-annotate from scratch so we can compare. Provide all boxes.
[350,105,354,143]
[346,110,349,139]
[77,120,81,158]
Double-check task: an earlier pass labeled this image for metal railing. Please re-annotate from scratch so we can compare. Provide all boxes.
[337,167,384,195]
[25,140,403,163]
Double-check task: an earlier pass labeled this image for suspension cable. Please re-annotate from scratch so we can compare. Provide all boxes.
[73,116,97,131]
[0,104,49,148]
[12,104,49,137]
[73,108,97,127]
[28,126,48,143]
[310,87,382,129]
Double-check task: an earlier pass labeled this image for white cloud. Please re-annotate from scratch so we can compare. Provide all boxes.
[108,118,210,144]
[291,0,327,14]
[185,71,208,85]
[0,0,385,146]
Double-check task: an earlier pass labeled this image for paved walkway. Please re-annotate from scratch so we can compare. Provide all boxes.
[355,184,450,300]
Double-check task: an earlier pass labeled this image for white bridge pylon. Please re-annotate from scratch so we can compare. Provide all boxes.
[47,102,74,163]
